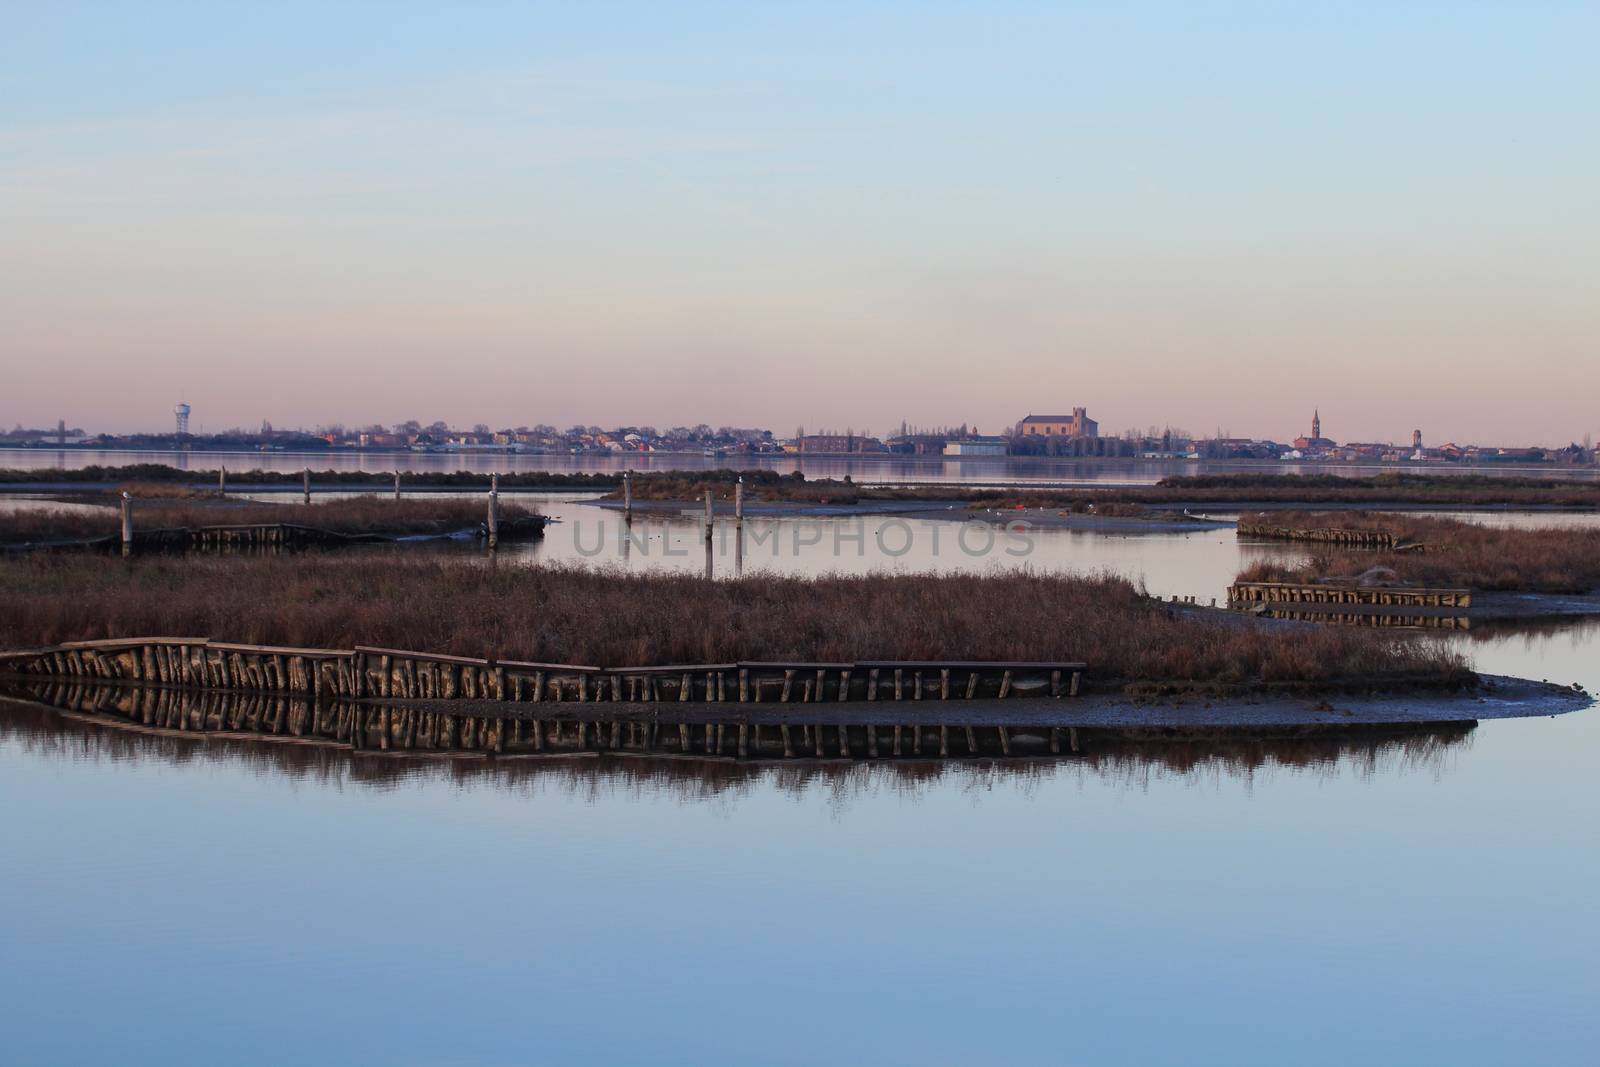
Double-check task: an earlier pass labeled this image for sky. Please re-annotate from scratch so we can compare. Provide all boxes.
[2,2,1597,444]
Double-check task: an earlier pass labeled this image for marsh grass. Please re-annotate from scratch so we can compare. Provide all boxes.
[1236,511,1600,593]
[607,470,1600,510]
[7,465,1599,507]
[0,556,1467,690]
[0,497,539,545]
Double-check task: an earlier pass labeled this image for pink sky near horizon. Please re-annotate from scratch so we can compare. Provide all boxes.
[3,5,1596,447]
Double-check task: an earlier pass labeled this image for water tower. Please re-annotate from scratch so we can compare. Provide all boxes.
[174,402,191,436]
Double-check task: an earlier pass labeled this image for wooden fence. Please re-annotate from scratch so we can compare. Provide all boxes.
[1228,581,1470,609]
[0,637,1085,704]
[1235,521,1399,549]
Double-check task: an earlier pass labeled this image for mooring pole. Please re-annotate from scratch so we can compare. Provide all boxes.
[120,491,133,557]
[487,474,500,548]
[623,470,633,522]
[703,489,714,579]
[734,476,744,577]
[394,470,401,501]
[218,465,226,494]
[302,468,311,505]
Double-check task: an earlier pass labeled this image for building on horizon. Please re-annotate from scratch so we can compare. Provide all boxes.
[1293,409,1336,451]
[1016,408,1098,439]
[943,435,1008,457]
[786,432,886,455]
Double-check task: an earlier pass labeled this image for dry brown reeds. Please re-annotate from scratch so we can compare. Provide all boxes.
[0,555,1467,690]
[1236,512,1600,593]
[0,497,539,546]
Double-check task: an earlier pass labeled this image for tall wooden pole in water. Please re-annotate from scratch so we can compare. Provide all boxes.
[703,489,714,579]
[734,476,744,576]
[120,492,133,557]
[302,468,311,505]
[623,470,633,522]
[487,473,500,548]
[393,470,401,501]
[218,465,226,494]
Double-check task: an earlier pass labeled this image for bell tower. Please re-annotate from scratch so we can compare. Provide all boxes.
[1312,409,1321,440]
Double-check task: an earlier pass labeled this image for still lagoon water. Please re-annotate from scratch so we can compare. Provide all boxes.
[2,459,1597,1064]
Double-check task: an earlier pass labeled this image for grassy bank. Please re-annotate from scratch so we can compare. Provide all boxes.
[0,557,1469,692]
[0,497,540,546]
[1236,512,1600,593]
[7,465,1599,508]
[608,470,1600,510]
[0,464,619,490]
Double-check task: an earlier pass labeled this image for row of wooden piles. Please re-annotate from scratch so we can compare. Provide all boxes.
[1227,582,1471,608]
[0,638,1087,704]
[1236,521,1397,549]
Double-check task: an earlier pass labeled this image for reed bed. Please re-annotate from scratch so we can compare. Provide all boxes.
[7,465,1599,507]
[0,464,618,490]
[609,470,1600,510]
[1236,512,1600,593]
[0,556,1467,690]
[0,497,539,545]
[1240,510,1473,543]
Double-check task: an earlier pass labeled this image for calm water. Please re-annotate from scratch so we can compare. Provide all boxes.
[3,489,1598,1063]
[6,445,1599,486]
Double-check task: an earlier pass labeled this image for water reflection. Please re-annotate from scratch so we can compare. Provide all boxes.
[1463,615,1600,647]
[0,682,1474,802]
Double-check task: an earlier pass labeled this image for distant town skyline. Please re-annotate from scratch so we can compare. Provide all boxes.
[4,4,1597,444]
[5,404,1593,460]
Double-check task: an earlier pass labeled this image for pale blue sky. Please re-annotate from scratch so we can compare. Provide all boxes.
[3,2,1596,443]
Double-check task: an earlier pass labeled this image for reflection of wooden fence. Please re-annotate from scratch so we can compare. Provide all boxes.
[0,638,1085,703]
[7,680,1100,760]
[1239,607,1471,630]
[1228,582,1470,609]
[1236,522,1397,549]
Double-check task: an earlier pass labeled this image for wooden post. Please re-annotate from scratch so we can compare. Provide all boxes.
[487,478,500,548]
[218,465,226,493]
[302,468,311,504]
[394,470,401,500]
[703,488,714,579]
[623,470,633,520]
[733,475,743,576]
[120,492,133,557]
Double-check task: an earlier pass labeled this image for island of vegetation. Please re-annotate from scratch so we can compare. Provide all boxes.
[0,557,1472,697]
[8,465,1600,510]
[1,494,543,550]
[1235,511,1600,596]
